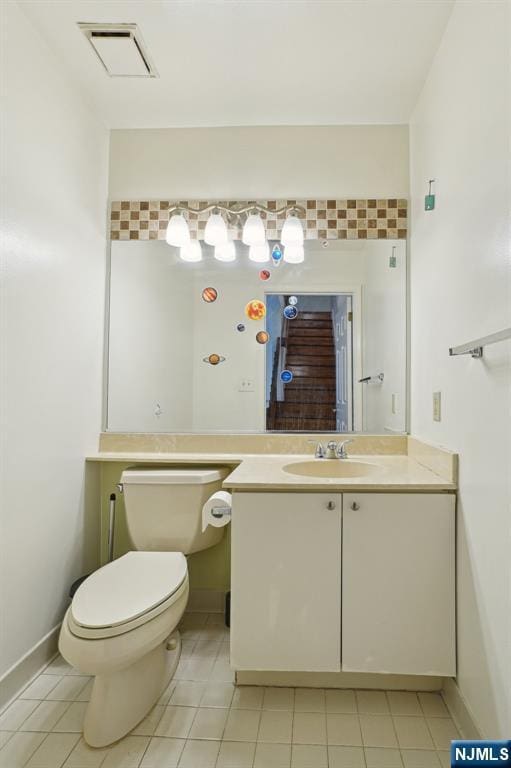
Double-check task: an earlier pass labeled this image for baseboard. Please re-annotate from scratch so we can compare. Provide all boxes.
[442,678,482,739]
[236,670,443,691]
[0,624,60,712]
[187,589,225,613]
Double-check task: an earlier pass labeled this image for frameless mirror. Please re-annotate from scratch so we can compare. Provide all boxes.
[106,239,407,433]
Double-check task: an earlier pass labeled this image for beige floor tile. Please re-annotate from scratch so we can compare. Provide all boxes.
[359,716,398,748]
[0,733,13,749]
[357,692,390,715]
[158,681,177,706]
[436,752,450,768]
[44,656,75,676]
[200,682,234,709]
[101,735,150,768]
[326,690,357,714]
[155,706,197,739]
[140,737,185,768]
[209,660,235,683]
[53,703,88,733]
[46,677,90,702]
[401,749,441,768]
[20,676,62,700]
[216,740,256,768]
[291,743,328,767]
[292,712,327,745]
[254,742,291,767]
[0,699,39,730]
[393,717,434,750]
[223,709,261,742]
[0,731,46,767]
[258,710,293,744]
[75,680,94,703]
[177,738,220,767]
[328,745,366,768]
[294,689,326,713]
[386,694,422,717]
[184,659,216,681]
[326,714,362,747]
[170,681,207,707]
[62,736,110,767]
[231,687,264,710]
[25,733,80,768]
[131,705,165,736]
[365,747,402,768]
[426,719,459,750]
[20,701,70,732]
[188,707,228,740]
[263,688,295,711]
[418,695,449,719]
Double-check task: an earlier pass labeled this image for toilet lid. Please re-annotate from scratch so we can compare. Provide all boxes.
[71,551,187,629]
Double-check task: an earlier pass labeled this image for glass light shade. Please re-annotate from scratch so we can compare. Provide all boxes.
[179,240,202,262]
[242,213,266,246]
[248,242,270,263]
[214,241,236,262]
[165,213,191,246]
[204,213,228,246]
[283,244,305,264]
[281,214,304,245]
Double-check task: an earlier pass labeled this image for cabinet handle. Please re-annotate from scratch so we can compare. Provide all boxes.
[327,501,336,510]
[350,502,360,511]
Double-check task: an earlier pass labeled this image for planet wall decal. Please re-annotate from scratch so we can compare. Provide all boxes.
[256,331,269,345]
[236,323,246,332]
[202,287,218,303]
[259,269,271,281]
[203,354,226,366]
[283,305,298,320]
[280,369,293,383]
[271,244,283,267]
[288,295,298,305]
[245,299,266,321]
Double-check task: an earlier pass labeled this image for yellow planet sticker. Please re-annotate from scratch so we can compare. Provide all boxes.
[245,299,266,321]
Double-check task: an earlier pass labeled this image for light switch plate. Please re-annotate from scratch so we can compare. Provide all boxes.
[238,378,254,393]
[433,391,441,422]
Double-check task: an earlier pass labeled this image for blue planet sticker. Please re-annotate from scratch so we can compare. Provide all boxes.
[280,369,293,383]
[236,323,246,332]
[283,305,298,320]
[271,244,283,266]
[288,296,298,306]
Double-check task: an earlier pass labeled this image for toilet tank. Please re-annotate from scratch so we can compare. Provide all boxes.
[121,467,229,554]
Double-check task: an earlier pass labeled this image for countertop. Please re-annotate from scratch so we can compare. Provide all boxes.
[86,452,456,491]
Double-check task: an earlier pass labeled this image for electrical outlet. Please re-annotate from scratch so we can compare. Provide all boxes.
[433,391,441,422]
[391,393,398,415]
[238,378,254,393]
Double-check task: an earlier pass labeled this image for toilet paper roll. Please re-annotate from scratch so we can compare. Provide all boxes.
[202,491,232,532]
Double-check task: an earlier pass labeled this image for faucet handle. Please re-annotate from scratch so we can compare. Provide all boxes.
[337,439,355,458]
[307,440,325,459]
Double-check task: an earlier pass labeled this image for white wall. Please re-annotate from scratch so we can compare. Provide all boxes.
[109,125,409,200]
[409,0,511,737]
[0,2,108,679]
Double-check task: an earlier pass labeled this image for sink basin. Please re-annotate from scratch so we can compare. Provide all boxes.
[282,460,380,479]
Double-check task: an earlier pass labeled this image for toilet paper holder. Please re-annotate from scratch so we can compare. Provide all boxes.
[211,507,232,519]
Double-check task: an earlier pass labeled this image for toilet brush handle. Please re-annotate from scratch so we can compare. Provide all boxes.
[108,493,116,562]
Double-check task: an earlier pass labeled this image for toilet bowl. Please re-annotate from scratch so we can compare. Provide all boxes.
[58,467,228,747]
[59,551,189,747]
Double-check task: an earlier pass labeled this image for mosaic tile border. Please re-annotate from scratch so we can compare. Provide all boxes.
[110,199,408,241]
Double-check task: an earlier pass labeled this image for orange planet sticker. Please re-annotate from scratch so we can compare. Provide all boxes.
[202,354,226,366]
[245,299,266,321]
[256,331,269,345]
[202,287,218,303]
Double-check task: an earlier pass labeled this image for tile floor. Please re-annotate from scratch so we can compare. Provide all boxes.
[0,613,461,768]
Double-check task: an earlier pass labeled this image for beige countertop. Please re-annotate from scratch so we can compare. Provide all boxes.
[86,451,456,491]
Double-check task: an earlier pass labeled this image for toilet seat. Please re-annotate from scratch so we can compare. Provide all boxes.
[69,551,187,640]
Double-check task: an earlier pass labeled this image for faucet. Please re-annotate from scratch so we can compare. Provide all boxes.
[307,440,325,459]
[325,439,355,459]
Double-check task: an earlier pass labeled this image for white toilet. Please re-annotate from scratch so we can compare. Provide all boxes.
[59,467,228,747]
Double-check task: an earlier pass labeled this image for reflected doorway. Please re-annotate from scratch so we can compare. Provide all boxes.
[265,293,354,432]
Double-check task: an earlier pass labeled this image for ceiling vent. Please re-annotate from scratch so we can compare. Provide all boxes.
[78,23,158,78]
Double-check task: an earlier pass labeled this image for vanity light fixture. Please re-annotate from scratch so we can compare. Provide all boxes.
[166,212,191,247]
[204,212,228,246]
[281,213,304,246]
[248,242,270,263]
[242,213,266,246]
[179,240,202,262]
[214,241,236,262]
[283,244,305,264]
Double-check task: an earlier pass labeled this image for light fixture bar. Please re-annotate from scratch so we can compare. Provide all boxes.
[167,202,305,221]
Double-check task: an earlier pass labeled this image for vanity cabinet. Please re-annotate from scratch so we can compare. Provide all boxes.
[230,491,455,676]
[230,492,342,672]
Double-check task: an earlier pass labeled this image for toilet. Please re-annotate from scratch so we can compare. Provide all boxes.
[59,467,228,747]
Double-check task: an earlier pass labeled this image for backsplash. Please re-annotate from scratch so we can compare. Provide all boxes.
[110,198,408,241]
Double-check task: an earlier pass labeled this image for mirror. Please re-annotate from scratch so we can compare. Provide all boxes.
[106,239,406,433]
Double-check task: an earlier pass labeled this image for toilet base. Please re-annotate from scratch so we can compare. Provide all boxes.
[83,630,181,747]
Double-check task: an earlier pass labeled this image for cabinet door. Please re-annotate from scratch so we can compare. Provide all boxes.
[342,493,455,676]
[231,492,342,671]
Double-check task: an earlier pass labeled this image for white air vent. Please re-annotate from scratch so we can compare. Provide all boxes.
[78,23,158,78]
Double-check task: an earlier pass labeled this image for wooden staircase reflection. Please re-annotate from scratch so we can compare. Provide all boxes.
[267,311,337,431]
